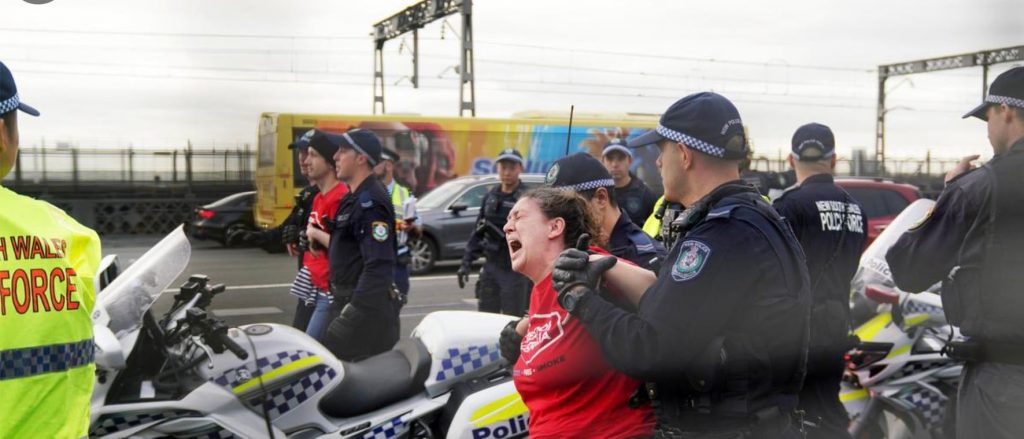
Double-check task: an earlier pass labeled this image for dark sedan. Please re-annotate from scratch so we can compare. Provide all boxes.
[408,174,544,274]
[189,191,257,246]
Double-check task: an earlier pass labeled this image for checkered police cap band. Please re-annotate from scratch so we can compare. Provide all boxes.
[656,123,727,158]
[555,178,616,192]
[987,94,1024,109]
[0,92,19,114]
[342,132,378,166]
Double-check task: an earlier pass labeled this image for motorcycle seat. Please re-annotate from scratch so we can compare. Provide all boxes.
[319,338,431,418]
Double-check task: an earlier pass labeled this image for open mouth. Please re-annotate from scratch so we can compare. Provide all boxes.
[508,238,523,254]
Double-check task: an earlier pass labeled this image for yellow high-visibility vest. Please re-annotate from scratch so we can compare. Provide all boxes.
[0,185,100,439]
[642,195,666,238]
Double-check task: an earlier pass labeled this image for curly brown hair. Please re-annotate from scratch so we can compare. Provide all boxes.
[521,187,605,249]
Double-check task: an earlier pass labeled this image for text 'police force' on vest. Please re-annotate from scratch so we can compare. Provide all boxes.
[814,200,863,233]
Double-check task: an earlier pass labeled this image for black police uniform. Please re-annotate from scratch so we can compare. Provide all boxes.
[774,173,865,439]
[609,208,666,272]
[887,137,1024,439]
[462,183,531,315]
[616,172,660,227]
[572,183,811,437]
[285,185,319,267]
[322,175,400,362]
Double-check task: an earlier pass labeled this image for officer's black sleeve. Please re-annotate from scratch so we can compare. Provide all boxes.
[461,192,489,267]
[351,202,397,311]
[579,222,769,380]
[772,196,805,243]
[886,183,977,293]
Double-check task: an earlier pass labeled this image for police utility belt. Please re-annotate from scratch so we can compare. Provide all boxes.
[945,339,1024,366]
[636,383,798,433]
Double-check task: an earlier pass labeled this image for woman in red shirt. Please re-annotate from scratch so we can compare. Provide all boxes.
[502,187,656,438]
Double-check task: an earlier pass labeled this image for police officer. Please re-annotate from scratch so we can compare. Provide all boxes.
[0,60,102,438]
[603,139,661,227]
[552,92,811,438]
[773,123,865,439]
[458,148,532,316]
[229,130,322,330]
[886,67,1024,439]
[306,129,399,362]
[374,147,420,302]
[546,152,666,271]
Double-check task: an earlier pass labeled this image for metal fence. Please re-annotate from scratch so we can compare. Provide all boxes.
[3,146,256,185]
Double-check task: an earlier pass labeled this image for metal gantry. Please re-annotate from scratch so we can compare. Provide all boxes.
[372,0,476,116]
[875,45,1024,173]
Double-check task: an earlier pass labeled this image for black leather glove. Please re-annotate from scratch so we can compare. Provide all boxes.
[499,318,523,364]
[457,263,471,289]
[226,230,263,247]
[298,229,310,252]
[281,224,299,246]
[552,233,618,296]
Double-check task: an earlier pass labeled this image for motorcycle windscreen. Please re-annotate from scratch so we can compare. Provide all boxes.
[851,198,936,294]
[97,226,191,338]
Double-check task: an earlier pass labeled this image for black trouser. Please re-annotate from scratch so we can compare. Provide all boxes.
[292,298,315,331]
[476,260,531,316]
[798,351,851,439]
[322,301,400,362]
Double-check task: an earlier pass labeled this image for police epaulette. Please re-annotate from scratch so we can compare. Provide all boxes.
[705,205,738,220]
[358,191,374,208]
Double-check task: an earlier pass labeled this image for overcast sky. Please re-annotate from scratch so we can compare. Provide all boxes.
[3,0,1022,160]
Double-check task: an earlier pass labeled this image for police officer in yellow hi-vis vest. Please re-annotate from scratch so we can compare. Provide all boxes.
[374,147,420,302]
[0,60,102,439]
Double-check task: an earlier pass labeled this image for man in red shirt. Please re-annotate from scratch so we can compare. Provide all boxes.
[300,131,348,340]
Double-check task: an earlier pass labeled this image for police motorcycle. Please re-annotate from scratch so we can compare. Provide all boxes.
[90,226,529,439]
[840,199,963,439]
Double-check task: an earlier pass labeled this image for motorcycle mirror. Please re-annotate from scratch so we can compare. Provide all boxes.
[94,325,126,370]
[94,254,121,297]
[865,285,900,304]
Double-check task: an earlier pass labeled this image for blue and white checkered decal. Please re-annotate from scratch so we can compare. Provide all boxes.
[90,410,200,437]
[212,350,318,390]
[897,385,949,430]
[0,92,19,114]
[656,124,726,158]
[0,339,94,380]
[904,300,944,321]
[247,365,338,418]
[435,344,500,381]
[987,94,1024,109]
[361,415,409,439]
[892,360,948,380]
[555,178,616,192]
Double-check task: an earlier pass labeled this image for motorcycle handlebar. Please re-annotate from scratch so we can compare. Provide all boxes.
[213,331,249,360]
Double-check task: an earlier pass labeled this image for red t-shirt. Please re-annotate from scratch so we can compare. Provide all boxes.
[513,253,655,439]
[303,182,347,290]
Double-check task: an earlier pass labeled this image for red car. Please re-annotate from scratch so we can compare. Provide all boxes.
[836,178,922,247]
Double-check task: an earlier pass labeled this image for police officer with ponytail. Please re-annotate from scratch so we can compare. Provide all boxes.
[551,92,811,438]
[887,67,1024,439]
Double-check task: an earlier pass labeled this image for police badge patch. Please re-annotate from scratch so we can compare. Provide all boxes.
[672,240,711,282]
[371,221,389,242]
[545,163,560,185]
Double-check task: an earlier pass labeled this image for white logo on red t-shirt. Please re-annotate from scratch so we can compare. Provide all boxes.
[520,312,565,365]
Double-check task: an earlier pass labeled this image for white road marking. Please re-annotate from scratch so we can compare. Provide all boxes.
[212,307,283,317]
